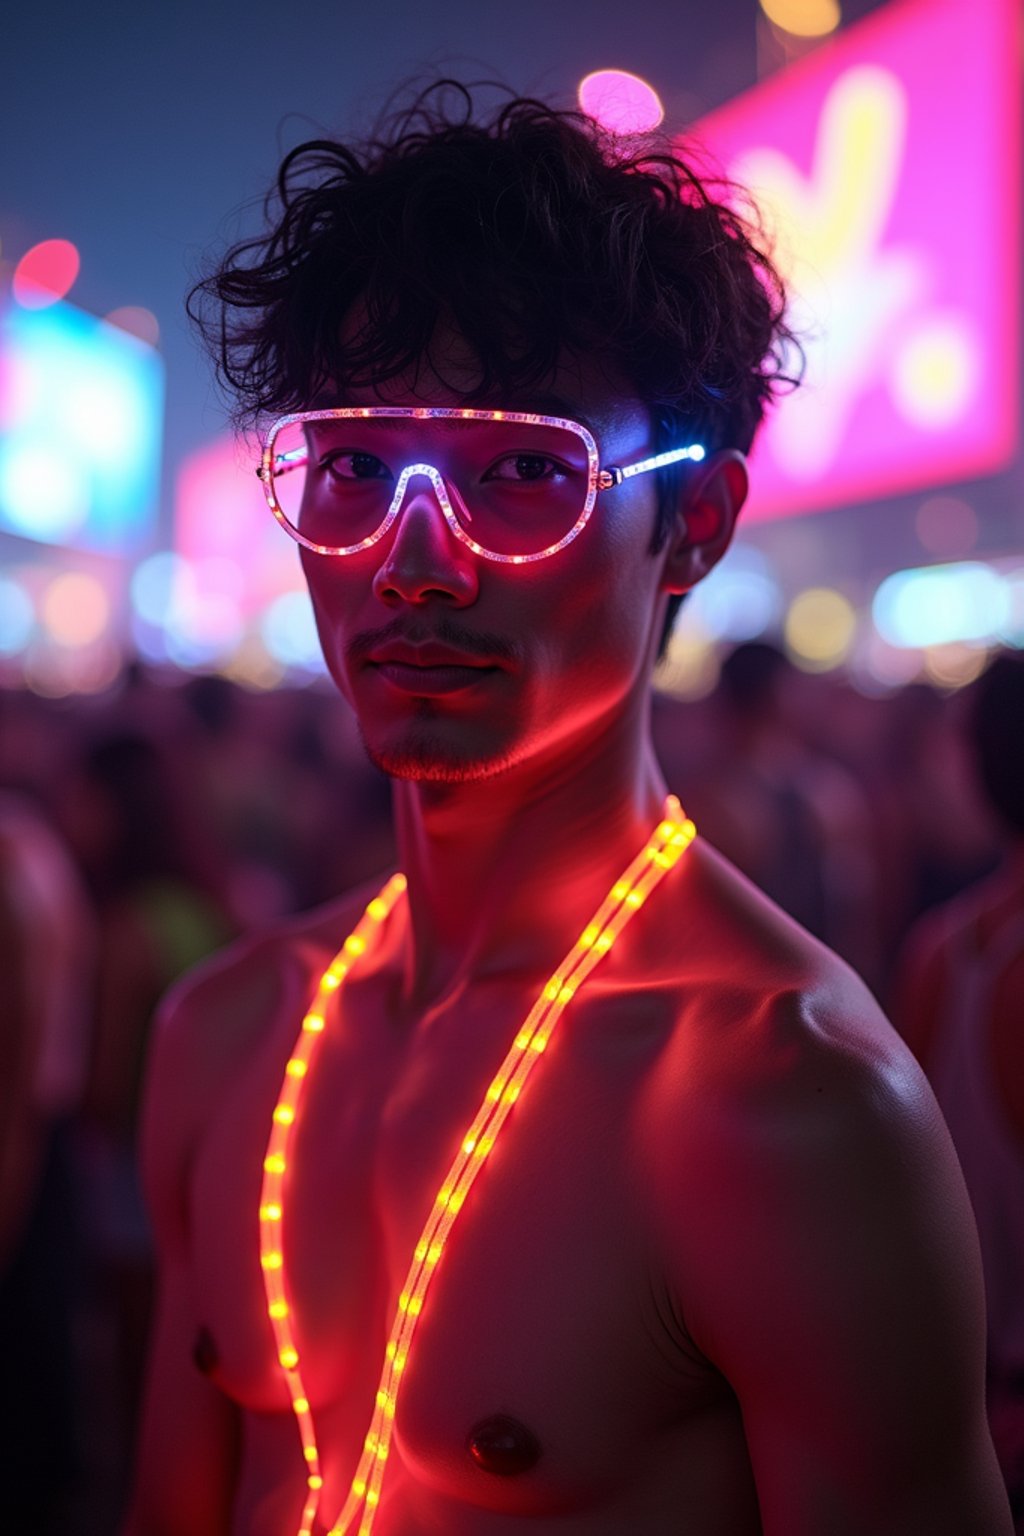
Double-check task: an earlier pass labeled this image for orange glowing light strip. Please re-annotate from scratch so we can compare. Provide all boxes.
[258,872,408,1536]
[260,801,695,1536]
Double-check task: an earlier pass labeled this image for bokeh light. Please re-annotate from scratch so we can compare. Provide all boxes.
[850,631,923,695]
[654,619,719,700]
[104,306,160,347]
[923,643,989,691]
[261,590,324,672]
[688,547,782,642]
[758,0,840,38]
[40,570,111,646]
[784,587,857,671]
[23,655,74,698]
[22,632,121,696]
[999,568,1024,647]
[0,441,89,542]
[13,239,81,309]
[130,550,188,627]
[223,636,287,691]
[0,575,35,654]
[578,70,664,135]
[914,495,979,559]
[873,561,1009,648]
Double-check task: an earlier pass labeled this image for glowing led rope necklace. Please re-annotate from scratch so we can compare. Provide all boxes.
[259,797,695,1536]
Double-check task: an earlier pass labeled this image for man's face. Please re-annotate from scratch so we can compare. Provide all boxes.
[299,340,675,785]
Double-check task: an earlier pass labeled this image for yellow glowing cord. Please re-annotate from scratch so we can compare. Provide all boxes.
[258,871,407,1536]
[259,802,695,1535]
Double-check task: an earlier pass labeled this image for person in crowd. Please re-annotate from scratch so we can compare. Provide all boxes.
[0,791,94,1533]
[126,85,1011,1534]
[59,729,233,1443]
[896,650,1024,1531]
[659,642,880,984]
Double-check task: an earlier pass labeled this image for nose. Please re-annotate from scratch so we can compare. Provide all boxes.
[371,469,479,608]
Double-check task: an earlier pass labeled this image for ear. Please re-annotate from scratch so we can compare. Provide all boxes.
[661,449,748,594]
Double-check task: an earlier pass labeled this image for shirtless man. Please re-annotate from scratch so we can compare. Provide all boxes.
[125,88,1012,1535]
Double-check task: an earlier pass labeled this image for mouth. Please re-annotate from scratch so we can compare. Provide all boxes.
[366,642,504,696]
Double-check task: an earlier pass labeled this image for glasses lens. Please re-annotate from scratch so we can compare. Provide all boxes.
[268,415,594,556]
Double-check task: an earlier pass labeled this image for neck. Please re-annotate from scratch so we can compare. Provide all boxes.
[390,706,669,1009]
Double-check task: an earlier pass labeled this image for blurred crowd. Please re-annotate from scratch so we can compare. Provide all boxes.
[0,644,1021,1532]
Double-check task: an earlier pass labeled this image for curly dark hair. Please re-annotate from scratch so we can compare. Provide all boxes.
[190,81,799,607]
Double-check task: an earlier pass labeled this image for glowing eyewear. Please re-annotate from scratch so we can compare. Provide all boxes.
[257,407,705,564]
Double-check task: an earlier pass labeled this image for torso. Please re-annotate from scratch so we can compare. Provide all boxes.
[175,840,894,1535]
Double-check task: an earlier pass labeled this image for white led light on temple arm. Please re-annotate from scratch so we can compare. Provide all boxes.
[598,442,705,489]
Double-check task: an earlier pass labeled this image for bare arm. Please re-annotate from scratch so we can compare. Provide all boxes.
[122,979,241,1536]
[664,989,1012,1535]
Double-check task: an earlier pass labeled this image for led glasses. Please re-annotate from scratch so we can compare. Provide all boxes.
[258,407,706,564]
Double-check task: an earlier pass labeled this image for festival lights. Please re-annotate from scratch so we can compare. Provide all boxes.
[40,571,111,647]
[914,496,979,560]
[0,292,163,552]
[103,305,160,347]
[260,591,324,672]
[12,239,81,309]
[758,0,840,38]
[0,576,35,655]
[872,561,1011,649]
[577,70,665,135]
[784,587,857,671]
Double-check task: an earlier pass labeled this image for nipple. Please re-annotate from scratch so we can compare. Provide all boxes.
[192,1325,219,1376]
[467,1414,541,1476]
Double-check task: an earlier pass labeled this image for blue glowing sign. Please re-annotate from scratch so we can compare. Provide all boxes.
[0,294,164,551]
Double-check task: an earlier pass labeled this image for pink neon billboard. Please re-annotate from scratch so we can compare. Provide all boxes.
[175,433,304,617]
[690,0,1021,522]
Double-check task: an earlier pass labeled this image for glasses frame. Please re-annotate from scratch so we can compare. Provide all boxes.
[256,406,706,564]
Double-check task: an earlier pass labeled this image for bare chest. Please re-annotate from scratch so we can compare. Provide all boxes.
[189,976,738,1523]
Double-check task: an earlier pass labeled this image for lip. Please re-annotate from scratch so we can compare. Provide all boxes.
[366,641,503,696]
[368,641,500,669]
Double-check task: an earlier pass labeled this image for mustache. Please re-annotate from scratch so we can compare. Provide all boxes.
[347,618,522,667]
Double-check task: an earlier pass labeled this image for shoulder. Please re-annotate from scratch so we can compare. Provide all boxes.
[149,870,396,1065]
[646,838,976,1342]
[138,873,395,1248]
[651,835,889,1046]
[641,847,1005,1527]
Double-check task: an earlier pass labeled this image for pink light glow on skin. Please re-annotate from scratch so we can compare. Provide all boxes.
[691,0,1020,523]
[12,240,81,309]
[578,70,664,135]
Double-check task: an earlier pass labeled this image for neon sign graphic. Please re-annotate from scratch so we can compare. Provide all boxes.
[692,0,1020,521]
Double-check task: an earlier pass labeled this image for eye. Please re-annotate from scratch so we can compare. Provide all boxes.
[320,451,393,482]
[485,453,568,485]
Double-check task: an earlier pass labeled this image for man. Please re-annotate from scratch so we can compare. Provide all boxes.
[126,87,1012,1534]
[0,792,94,1532]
